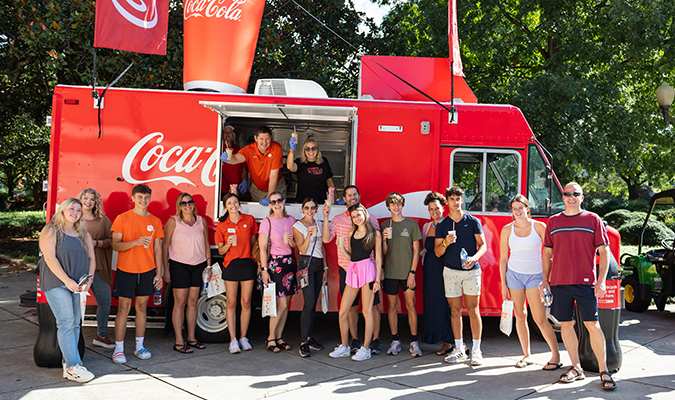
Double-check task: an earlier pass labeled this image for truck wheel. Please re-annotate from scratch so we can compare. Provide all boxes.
[194,294,230,343]
[623,274,650,313]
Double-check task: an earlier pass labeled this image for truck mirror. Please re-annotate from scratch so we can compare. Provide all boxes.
[545,198,551,213]
[545,165,552,189]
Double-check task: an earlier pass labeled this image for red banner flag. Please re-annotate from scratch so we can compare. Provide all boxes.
[94,0,169,55]
[448,0,464,76]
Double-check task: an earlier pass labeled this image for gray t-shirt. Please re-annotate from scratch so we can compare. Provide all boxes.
[382,218,422,280]
[39,231,90,292]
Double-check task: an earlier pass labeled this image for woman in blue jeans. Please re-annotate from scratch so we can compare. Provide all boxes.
[77,188,114,349]
[38,198,96,383]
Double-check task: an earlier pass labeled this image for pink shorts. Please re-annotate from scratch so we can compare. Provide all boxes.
[345,259,376,288]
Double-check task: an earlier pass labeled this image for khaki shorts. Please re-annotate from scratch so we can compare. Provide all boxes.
[250,177,287,202]
[443,267,481,298]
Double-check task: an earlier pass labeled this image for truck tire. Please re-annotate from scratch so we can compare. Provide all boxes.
[623,274,650,313]
[195,293,230,343]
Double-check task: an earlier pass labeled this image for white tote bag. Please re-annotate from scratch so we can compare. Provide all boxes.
[262,282,277,318]
[206,263,226,298]
[319,281,328,314]
[500,300,514,336]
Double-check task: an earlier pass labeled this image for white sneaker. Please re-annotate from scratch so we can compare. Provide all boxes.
[470,349,483,365]
[329,344,351,358]
[351,346,372,361]
[387,340,401,355]
[444,347,468,363]
[409,341,423,357]
[239,337,252,351]
[229,339,241,354]
[112,351,127,364]
[64,364,95,383]
[134,348,152,360]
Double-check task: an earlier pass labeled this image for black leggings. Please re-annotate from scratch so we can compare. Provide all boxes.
[299,255,324,341]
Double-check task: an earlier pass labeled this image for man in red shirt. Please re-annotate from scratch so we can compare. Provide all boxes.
[220,124,247,199]
[542,182,616,390]
[221,126,286,205]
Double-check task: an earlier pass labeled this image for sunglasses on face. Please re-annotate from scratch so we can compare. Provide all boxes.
[269,198,284,205]
[303,206,317,210]
[305,146,317,152]
[180,200,195,206]
[563,192,583,198]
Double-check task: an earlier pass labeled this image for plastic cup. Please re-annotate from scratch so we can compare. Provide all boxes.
[232,235,237,246]
[283,233,289,244]
[385,227,393,238]
[143,236,151,249]
[226,148,233,159]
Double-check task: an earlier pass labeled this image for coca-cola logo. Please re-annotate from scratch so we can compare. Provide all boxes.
[184,0,247,21]
[122,132,219,187]
[112,0,158,29]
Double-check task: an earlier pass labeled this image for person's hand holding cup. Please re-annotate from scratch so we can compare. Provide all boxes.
[322,200,331,217]
[308,225,317,238]
[139,236,152,248]
[445,230,456,245]
[383,226,393,240]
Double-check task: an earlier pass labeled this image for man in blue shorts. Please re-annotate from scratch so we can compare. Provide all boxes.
[542,182,616,390]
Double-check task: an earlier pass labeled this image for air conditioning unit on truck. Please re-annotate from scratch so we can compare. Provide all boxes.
[46,55,622,342]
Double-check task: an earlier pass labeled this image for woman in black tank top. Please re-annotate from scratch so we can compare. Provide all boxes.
[328,205,382,361]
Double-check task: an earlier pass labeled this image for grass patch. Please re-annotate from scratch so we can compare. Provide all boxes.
[0,211,44,227]
[1,246,40,264]
[0,211,43,264]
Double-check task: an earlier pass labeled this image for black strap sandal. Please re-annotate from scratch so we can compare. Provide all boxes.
[173,343,193,354]
[276,338,291,351]
[187,340,206,349]
[266,339,280,353]
[600,371,617,390]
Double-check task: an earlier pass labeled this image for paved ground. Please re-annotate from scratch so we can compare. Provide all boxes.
[1,262,674,399]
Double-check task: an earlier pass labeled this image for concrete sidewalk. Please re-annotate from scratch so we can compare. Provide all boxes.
[1,264,674,399]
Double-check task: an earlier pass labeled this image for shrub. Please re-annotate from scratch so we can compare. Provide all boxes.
[653,208,675,222]
[0,189,8,210]
[603,209,638,230]
[0,211,45,227]
[586,198,627,217]
[618,219,675,246]
[625,199,650,213]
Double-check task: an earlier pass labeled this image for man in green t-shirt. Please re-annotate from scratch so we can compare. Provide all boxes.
[381,192,423,357]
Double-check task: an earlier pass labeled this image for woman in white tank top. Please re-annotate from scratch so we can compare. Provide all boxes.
[499,195,560,370]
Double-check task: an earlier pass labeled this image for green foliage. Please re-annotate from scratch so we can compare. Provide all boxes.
[0,211,45,227]
[0,189,8,210]
[604,209,640,230]
[618,218,675,246]
[625,200,650,213]
[587,198,628,217]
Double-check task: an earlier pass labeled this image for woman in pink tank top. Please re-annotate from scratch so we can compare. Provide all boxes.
[162,193,210,354]
[499,194,560,370]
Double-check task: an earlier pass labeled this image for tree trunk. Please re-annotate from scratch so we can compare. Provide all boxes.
[627,182,641,200]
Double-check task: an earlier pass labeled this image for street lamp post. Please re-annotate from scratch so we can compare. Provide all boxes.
[655,82,674,124]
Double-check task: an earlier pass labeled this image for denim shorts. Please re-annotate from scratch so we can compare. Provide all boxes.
[506,269,543,290]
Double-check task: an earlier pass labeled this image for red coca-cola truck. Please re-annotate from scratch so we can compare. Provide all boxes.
[46,55,621,342]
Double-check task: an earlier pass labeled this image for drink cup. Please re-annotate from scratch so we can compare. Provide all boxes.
[447,230,456,243]
[385,226,393,238]
[143,236,151,249]
[183,0,266,93]
[283,233,289,244]
[226,148,233,159]
[231,235,237,246]
[229,184,238,195]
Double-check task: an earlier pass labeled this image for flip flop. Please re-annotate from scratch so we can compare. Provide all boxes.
[515,359,533,368]
[543,362,563,371]
[600,371,617,390]
[559,366,585,383]
[173,343,193,354]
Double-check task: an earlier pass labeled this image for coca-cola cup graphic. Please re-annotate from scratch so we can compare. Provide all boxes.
[183,0,266,93]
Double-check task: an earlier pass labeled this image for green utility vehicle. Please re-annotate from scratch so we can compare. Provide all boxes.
[621,189,675,313]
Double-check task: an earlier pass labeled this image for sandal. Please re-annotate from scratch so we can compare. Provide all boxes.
[187,340,206,350]
[559,366,585,383]
[266,339,280,353]
[543,362,563,371]
[276,338,291,351]
[173,343,193,354]
[436,346,454,356]
[599,371,616,390]
[515,359,533,368]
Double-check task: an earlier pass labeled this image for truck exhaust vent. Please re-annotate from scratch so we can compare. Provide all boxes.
[254,79,328,98]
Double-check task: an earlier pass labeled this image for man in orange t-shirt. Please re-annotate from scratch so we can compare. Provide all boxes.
[220,125,286,205]
[110,184,164,364]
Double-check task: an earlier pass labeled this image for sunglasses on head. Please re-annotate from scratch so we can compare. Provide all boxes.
[303,205,317,210]
[305,146,317,152]
[180,200,195,206]
[563,192,582,198]
[269,198,284,205]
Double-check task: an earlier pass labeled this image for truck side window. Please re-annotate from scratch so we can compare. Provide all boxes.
[527,144,564,214]
[451,150,520,213]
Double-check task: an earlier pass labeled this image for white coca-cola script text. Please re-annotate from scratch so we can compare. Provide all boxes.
[184,0,247,21]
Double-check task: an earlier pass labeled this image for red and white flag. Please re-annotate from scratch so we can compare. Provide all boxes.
[94,0,169,55]
[448,0,464,76]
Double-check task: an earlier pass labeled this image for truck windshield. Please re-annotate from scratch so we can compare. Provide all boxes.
[527,144,564,215]
[451,150,521,213]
